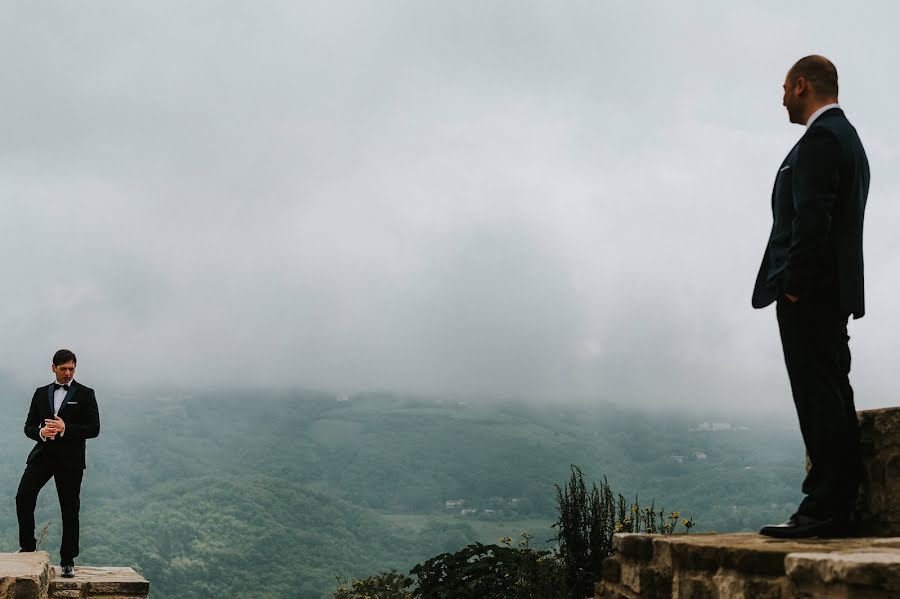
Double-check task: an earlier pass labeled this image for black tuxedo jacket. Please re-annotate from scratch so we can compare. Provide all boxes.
[752,107,870,318]
[24,381,100,469]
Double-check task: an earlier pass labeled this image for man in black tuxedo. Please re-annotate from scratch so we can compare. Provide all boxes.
[753,56,870,538]
[16,349,100,577]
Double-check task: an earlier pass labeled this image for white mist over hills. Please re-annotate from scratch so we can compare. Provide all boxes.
[2,1,899,410]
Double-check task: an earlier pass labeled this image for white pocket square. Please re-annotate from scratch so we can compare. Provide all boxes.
[779,165,791,172]
[67,402,78,405]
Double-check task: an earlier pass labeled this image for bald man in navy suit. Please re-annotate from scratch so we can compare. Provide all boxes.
[753,56,870,538]
[16,349,100,577]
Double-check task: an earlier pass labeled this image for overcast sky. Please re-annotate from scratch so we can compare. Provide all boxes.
[1,1,898,410]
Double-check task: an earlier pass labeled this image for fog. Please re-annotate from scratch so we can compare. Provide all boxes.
[2,1,898,409]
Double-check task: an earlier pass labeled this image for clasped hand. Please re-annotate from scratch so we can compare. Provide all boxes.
[41,416,65,439]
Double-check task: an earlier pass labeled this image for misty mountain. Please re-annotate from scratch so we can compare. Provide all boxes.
[1,390,804,597]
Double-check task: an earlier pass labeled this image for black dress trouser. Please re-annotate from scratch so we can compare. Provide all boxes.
[16,458,84,565]
[776,295,861,520]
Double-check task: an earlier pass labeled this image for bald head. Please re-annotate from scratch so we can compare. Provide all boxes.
[788,55,839,100]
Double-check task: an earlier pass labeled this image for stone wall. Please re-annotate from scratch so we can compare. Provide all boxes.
[597,407,900,598]
[857,408,900,536]
[596,533,900,598]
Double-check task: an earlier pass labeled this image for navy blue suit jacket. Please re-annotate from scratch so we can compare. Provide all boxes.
[752,107,870,318]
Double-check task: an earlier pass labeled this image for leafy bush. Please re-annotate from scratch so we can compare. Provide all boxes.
[335,466,693,599]
[334,570,413,599]
[410,534,564,599]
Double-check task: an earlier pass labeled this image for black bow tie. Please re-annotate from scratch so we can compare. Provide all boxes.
[53,383,70,391]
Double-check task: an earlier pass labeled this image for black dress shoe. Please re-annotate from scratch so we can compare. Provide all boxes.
[759,514,838,538]
[61,565,75,578]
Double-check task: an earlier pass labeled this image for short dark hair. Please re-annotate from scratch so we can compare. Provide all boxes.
[53,349,77,366]
[789,55,839,98]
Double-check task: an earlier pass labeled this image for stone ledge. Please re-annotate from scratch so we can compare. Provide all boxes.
[0,551,51,599]
[0,553,148,599]
[49,566,150,598]
[597,533,900,598]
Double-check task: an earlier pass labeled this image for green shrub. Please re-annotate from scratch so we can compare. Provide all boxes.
[410,534,565,599]
[554,465,692,598]
[333,570,413,599]
[334,466,693,599]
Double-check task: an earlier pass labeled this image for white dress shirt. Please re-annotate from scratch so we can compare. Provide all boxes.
[40,380,72,441]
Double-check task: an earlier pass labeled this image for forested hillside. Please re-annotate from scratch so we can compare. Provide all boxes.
[1,388,804,598]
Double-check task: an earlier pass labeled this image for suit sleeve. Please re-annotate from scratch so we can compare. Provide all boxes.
[63,389,100,440]
[783,127,842,298]
[23,389,44,442]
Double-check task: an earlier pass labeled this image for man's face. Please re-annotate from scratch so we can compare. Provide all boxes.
[52,361,76,385]
[782,73,805,125]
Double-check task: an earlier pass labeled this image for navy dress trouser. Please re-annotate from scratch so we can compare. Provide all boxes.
[776,295,861,520]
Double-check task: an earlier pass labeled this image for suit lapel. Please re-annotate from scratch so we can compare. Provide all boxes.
[49,382,78,416]
[57,382,77,414]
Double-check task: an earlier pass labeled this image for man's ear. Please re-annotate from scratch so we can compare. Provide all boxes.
[794,76,809,96]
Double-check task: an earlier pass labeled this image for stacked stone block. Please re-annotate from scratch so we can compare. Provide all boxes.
[597,533,900,598]
[857,408,900,536]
